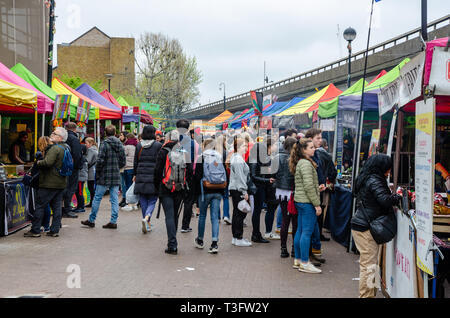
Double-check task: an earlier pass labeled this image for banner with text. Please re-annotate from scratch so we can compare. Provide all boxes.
[428,47,450,96]
[414,98,435,275]
[378,52,425,116]
[385,209,418,298]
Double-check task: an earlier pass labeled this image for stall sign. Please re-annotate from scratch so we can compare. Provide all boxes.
[368,129,381,157]
[336,111,344,177]
[386,111,397,158]
[76,99,91,124]
[320,118,335,132]
[52,94,71,120]
[342,110,358,129]
[378,52,425,116]
[428,47,450,96]
[385,209,418,298]
[5,182,31,233]
[414,98,435,275]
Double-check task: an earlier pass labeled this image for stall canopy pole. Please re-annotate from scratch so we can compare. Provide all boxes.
[348,0,375,253]
[393,110,404,190]
[97,120,100,146]
[34,109,38,154]
[332,117,338,163]
[94,119,97,143]
[41,114,45,137]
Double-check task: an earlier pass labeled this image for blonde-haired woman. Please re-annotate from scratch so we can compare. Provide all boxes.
[289,138,322,274]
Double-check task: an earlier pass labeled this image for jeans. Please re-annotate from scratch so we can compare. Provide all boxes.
[252,184,278,237]
[32,188,64,234]
[197,193,222,242]
[140,195,158,220]
[88,184,119,224]
[293,202,318,263]
[182,190,195,230]
[42,204,51,230]
[63,169,79,214]
[221,188,230,219]
[280,199,298,249]
[276,205,282,229]
[161,193,184,249]
[230,190,248,239]
[121,169,134,199]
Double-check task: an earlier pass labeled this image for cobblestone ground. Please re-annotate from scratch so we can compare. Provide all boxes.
[0,196,363,298]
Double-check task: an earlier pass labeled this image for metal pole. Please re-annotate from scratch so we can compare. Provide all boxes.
[421,0,428,42]
[348,0,375,253]
[46,0,55,86]
[223,84,226,111]
[42,114,45,137]
[347,42,352,88]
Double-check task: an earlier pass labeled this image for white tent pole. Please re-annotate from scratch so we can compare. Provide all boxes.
[41,114,45,137]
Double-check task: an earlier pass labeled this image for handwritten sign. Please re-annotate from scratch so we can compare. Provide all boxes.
[378,52,425,116]
[385,209,418,298]
[414,98,435,275]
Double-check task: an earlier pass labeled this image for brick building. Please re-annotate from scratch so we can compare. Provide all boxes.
[54,26,135,95]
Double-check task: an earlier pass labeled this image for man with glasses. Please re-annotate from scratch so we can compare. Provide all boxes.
[24,127,68,237]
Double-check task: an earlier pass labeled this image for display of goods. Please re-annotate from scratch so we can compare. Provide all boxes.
[434,193,445,206]
[434,204,450,215]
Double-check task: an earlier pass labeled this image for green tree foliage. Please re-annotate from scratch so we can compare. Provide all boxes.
[135,32,202,118]
[60,74,103,92]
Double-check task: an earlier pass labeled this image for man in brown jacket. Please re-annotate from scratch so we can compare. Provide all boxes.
[24,127,68,237]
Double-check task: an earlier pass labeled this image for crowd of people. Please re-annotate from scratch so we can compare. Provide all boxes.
[23,119,341,275]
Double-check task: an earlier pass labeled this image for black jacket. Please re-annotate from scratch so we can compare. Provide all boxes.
[249,142,276,186]
[315,147,337,183]
[134,140,162,195]
[274,149,294,191]
[351,174,400,232]
[154,141,193,197]
[66,130,82,170]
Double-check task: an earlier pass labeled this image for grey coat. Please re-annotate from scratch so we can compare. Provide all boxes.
[78,155,88,182]
[87,145,98,181]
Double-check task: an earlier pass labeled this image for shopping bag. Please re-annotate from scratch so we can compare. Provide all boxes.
[126,182,139,204]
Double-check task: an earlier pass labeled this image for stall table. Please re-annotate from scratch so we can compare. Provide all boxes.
[0,178,34,236]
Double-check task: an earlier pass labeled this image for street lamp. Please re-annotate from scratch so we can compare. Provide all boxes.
[219,82,226,111]
[105,73,114,92]
[343,27,356,88]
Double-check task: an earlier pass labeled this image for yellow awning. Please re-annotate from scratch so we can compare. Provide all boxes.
[208,110,233,123]
[0,78,37,108]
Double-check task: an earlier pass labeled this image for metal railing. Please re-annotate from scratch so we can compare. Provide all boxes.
[184,14,450,115]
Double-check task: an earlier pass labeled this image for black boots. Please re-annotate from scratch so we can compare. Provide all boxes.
[280,247,290,258]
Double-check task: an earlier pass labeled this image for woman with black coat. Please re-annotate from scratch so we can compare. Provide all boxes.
[351,154,401,298]
[133,125,162,234]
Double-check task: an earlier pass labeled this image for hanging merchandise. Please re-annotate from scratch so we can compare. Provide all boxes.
[52,94,71,121]
[76,99,91,124]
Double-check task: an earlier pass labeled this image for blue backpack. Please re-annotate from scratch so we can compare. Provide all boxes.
[201,151,227,189]
[56,145,74,177]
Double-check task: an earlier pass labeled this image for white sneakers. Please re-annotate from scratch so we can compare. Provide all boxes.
[141,219,151,234]
[264,232,280,240]
[298,261,322,274]
[122,205,133,211]
[223,217,231,225]
[232,238,252,247]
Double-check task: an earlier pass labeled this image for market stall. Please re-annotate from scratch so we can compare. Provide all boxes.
[0,79,39,236]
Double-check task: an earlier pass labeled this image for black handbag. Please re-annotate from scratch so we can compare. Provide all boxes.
[359,198,397,244]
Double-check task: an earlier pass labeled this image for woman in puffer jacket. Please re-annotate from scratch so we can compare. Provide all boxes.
[351,154,401,298]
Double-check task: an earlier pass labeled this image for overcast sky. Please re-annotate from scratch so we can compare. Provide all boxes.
[54,0,450,106]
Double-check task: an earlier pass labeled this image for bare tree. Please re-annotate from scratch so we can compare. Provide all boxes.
[136,32,202,118]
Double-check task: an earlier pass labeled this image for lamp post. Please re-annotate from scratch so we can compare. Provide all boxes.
[219,82,226,111]
[105,73,113,92]
[343,27,356,88]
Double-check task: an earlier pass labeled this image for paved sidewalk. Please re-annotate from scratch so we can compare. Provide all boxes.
[0,197,362,298]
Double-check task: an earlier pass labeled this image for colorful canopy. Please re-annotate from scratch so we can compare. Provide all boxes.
[0,78,37,113]
[338,58,410,113]
[52,78,117,120]
[368,70,387,85]
[208,110,233,124]
[0,61,53,114]
[424,37,449,87]
[105,93,153,124]
[318,78,368,118]
[277,84,342,116]
[261,101,289,116]
[11,63,97,120]
[76,83,122,120]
